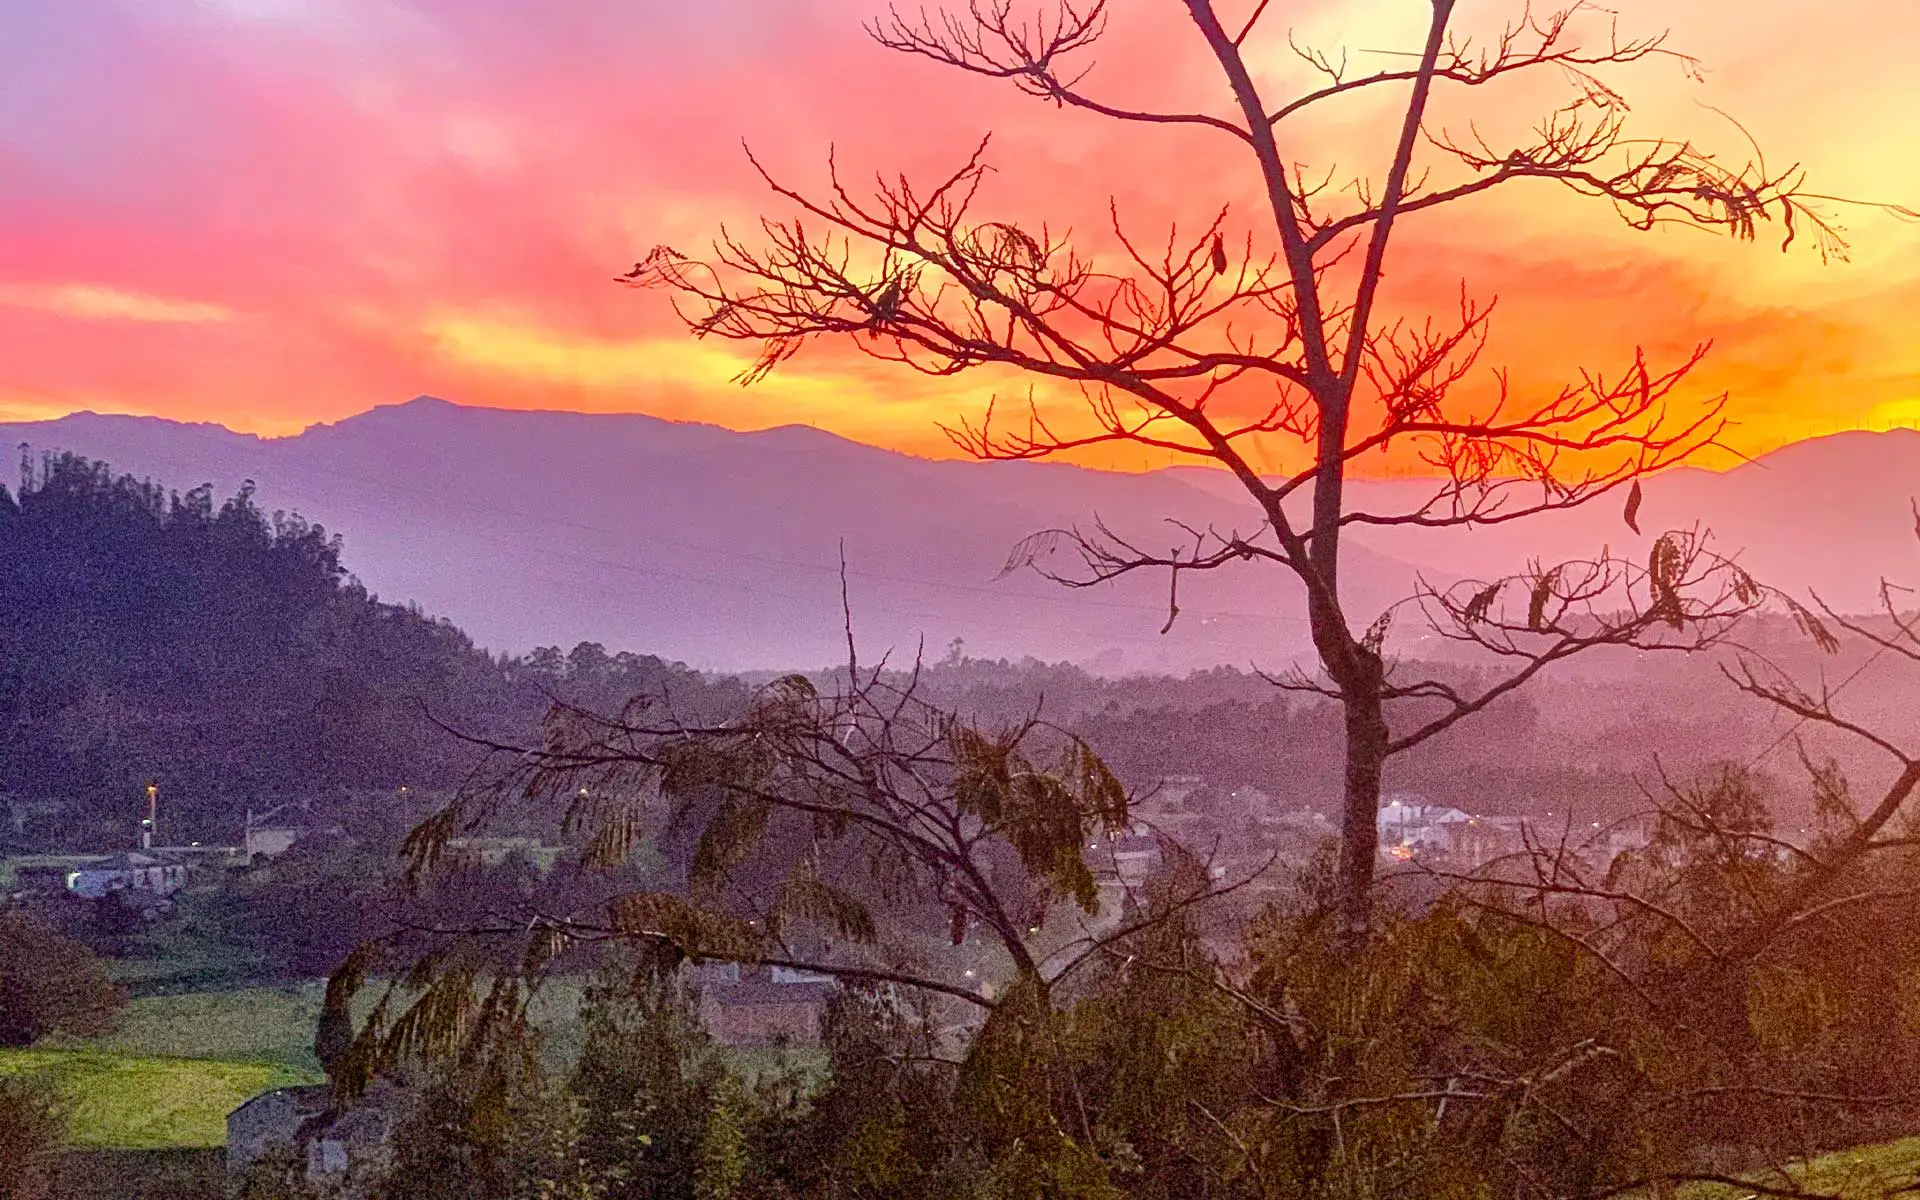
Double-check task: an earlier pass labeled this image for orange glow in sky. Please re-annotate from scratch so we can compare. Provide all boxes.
[2,0,1916,470]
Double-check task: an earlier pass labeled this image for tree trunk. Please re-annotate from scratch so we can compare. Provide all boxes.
[1332,645,1387,952]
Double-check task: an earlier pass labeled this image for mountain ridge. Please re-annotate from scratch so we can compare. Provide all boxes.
[5,398,1913,671]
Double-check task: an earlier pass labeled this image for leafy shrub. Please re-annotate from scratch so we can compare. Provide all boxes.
[0,912,124,1047]
[0,1074,68,1200]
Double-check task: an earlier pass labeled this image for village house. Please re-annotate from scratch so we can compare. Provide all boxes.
[1377,794,1474,859]
[227,1085,331,1177]
[442,834,560,872]
[1107,827,1162,886]
[226,1083,398,1196]
[1447,815,1527,866]
[242,801,344,861]
[1375,797,1653,873]
[695,962,835,1045]
[5,855,93,903]
[64,850,188,899]
[305,1101,397,1190]
[243,804,307,861]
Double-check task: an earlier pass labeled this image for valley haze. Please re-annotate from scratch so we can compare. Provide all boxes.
[3,396,1911,672]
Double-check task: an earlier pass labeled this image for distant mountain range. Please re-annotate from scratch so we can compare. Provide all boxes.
[3,398,1912,671]
[1174,429,1920,619]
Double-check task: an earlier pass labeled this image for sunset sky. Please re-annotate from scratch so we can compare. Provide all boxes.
[3,0,1916,471]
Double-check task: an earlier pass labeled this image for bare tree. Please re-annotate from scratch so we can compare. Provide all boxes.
[620,0,1874,947]
[1323,581,1920,1198]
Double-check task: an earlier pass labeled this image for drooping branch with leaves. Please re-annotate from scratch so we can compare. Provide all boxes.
[315,567,1920,1196]
[616,0,1892,945]
[324,651,1264,1100]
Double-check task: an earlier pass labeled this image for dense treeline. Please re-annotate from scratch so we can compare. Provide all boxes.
[0,454,739,847]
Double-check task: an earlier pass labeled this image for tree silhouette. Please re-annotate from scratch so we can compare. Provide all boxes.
[617,1,1892,946]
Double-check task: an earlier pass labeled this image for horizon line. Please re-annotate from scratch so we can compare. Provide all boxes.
[6,392,1919,482]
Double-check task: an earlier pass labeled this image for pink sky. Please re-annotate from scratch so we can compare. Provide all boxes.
[2,0,1916,470]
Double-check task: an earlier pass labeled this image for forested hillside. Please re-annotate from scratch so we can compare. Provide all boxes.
[0,454,737,847]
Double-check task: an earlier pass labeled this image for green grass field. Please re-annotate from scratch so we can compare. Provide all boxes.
[105,941,276,996]
[0,1049,315,1149]
[6,973,821,1153]
[1679,1137,1920,1200]
[90,984,326,1071]
[0,984,328,1149]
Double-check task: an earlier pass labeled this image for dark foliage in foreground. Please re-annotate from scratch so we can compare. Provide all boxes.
[0,1074,67,1200]
[0,912,123,1048]
[311,584,1920,1199]
[294,792,1920,1200]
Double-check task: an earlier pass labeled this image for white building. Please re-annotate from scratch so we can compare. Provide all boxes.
[1377,795,1473,858]
[65,851,187,899]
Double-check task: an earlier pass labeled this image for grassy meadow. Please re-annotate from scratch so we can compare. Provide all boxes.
[0,1048,310,1150]
[0,985,325,1150]
[92,983,325,1071]
[1679,1137,1920,1200]
[0,976,821,1151]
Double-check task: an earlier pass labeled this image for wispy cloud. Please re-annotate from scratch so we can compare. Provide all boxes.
[0,283,238,324]
[420,314,1009,444]
[424,317,763,390]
